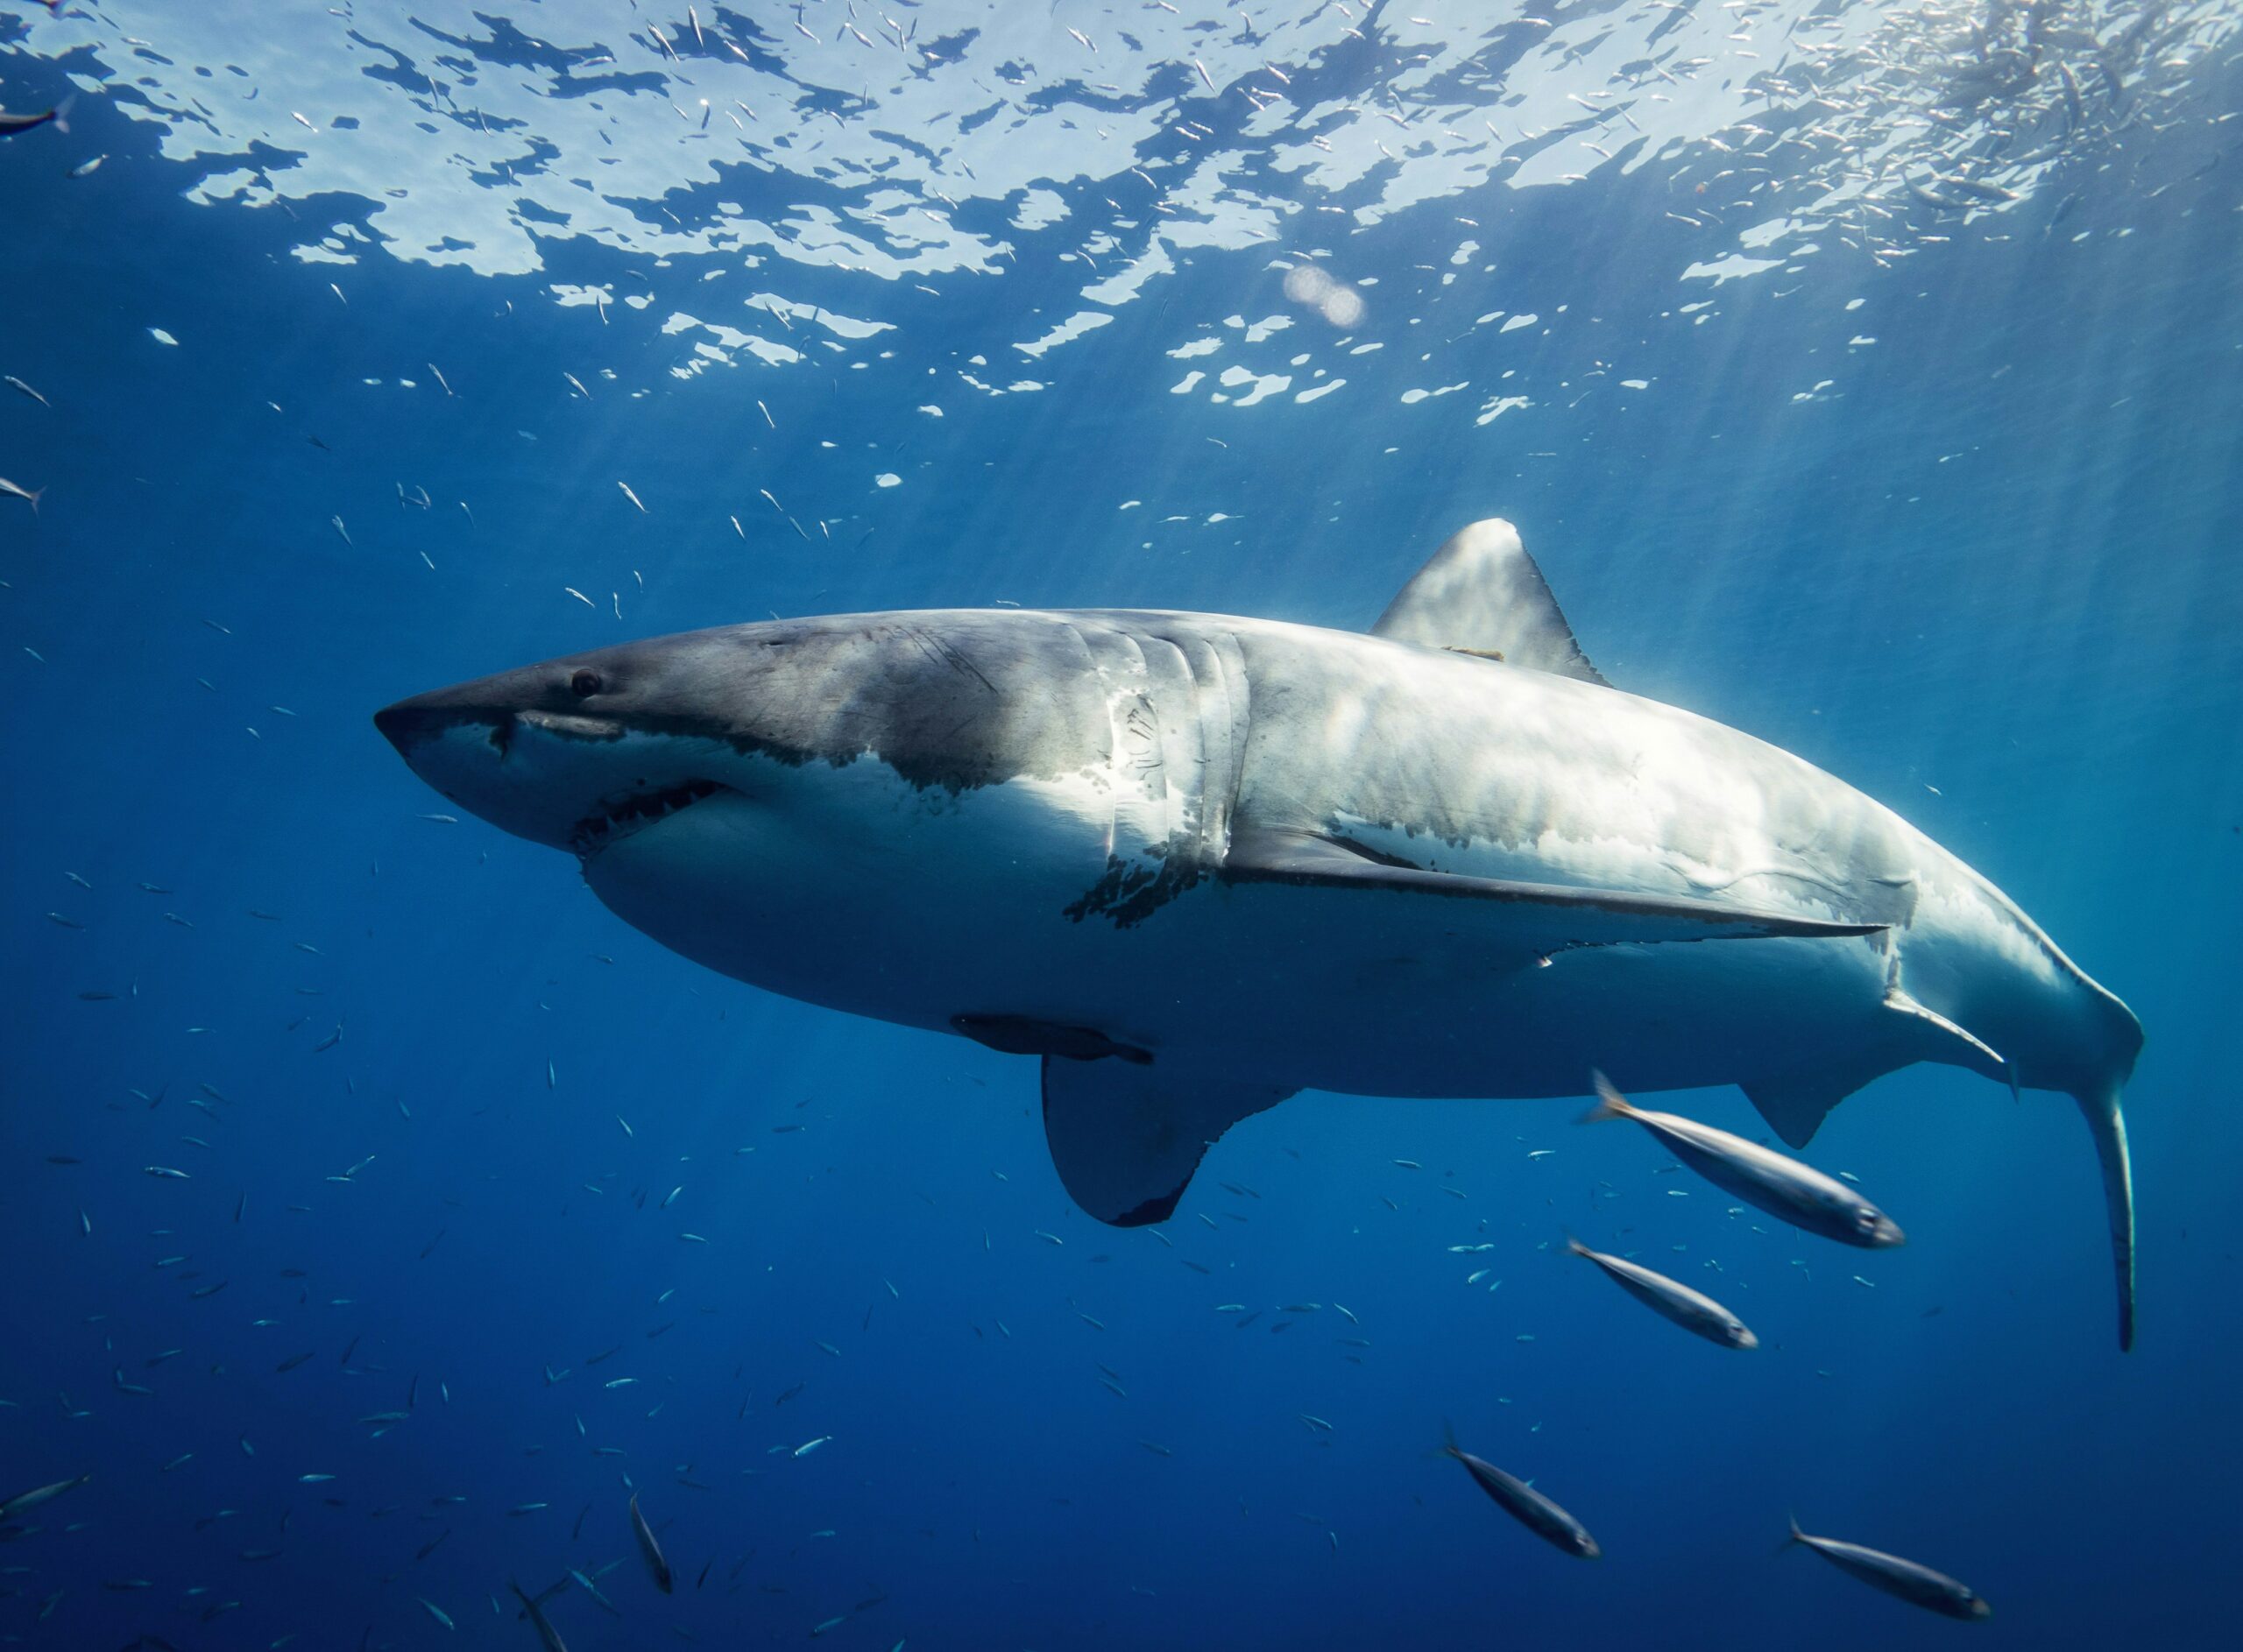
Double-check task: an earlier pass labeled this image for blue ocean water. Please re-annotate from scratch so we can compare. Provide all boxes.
[4,3,2239,1648]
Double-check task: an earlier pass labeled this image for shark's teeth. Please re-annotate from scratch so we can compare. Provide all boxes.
[572,780,722,857]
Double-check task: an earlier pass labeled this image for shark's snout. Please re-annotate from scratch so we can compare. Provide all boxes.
[374,688,510,756]
[376,661,743,859]
[374,699,452,755]
[373,681,552,839]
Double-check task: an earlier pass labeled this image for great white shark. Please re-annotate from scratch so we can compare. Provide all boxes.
[375,519,2142,1346]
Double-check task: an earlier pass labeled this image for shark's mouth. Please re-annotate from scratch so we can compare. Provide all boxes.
[571,780,726,858]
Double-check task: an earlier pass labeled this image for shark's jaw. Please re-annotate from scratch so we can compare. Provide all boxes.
[375,695,745,859]
[568,777,728,861]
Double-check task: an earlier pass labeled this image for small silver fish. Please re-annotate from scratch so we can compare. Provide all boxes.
[1935,173,2015,204]
[1442,1430,1598,1558]
[0,1473,88,1523]
[509,1579,571,1652]
[568,1568,619,1613]
[0,98,68,138]
[1584,1075,1903,1248]
[1786,1515,1991,1620]
[2058,61,2085,130]
[629,1491,673,1593]
[1566,1236,1757,1349]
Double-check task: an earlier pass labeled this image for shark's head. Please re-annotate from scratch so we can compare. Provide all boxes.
[373,625,771,858]
[375,611,1114,850]
[374,611,1132,1012]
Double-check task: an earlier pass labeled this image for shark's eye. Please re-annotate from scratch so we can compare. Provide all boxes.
[570,668,603,697]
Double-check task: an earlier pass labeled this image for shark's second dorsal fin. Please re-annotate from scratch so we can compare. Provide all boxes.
[1371,518,1607,686]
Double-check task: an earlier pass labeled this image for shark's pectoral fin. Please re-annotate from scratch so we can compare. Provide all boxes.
[1222,826,1885,954]
[1040,1057,1291,1227]
[1370,518,1609,685]
[2074,1087,2136,1352]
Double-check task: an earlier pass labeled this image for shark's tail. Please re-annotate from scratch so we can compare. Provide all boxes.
[2074,1085,2135,1352]
[1778,1512,1808,1557]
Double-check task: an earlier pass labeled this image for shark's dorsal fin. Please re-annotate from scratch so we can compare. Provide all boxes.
[1371,519,1608,685]
[1040,1056,1290,1226]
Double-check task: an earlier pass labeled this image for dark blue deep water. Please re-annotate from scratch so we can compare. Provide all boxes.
[4,4,2239,1648]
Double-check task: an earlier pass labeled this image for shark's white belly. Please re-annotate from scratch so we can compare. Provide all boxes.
[584,758,1901,1101]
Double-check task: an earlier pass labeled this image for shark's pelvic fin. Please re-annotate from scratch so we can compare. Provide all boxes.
[1742,1061,1884,1149]
[2075,1086,2136,1352]
[1222,826,1885,952]
[1370,518,1609,685]
[1743,988,2007,1148]
[1040,1056,1290,1226]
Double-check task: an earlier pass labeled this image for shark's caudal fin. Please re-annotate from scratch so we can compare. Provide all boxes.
[1370,518,1608,684]
[1040,1056,1291,1226]
[2075,1086,2136,1352]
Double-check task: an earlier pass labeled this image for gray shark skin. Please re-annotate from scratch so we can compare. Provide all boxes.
[375,519,2142,1345]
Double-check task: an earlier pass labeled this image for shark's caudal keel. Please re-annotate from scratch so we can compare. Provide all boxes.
[376,519,2144,1345]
